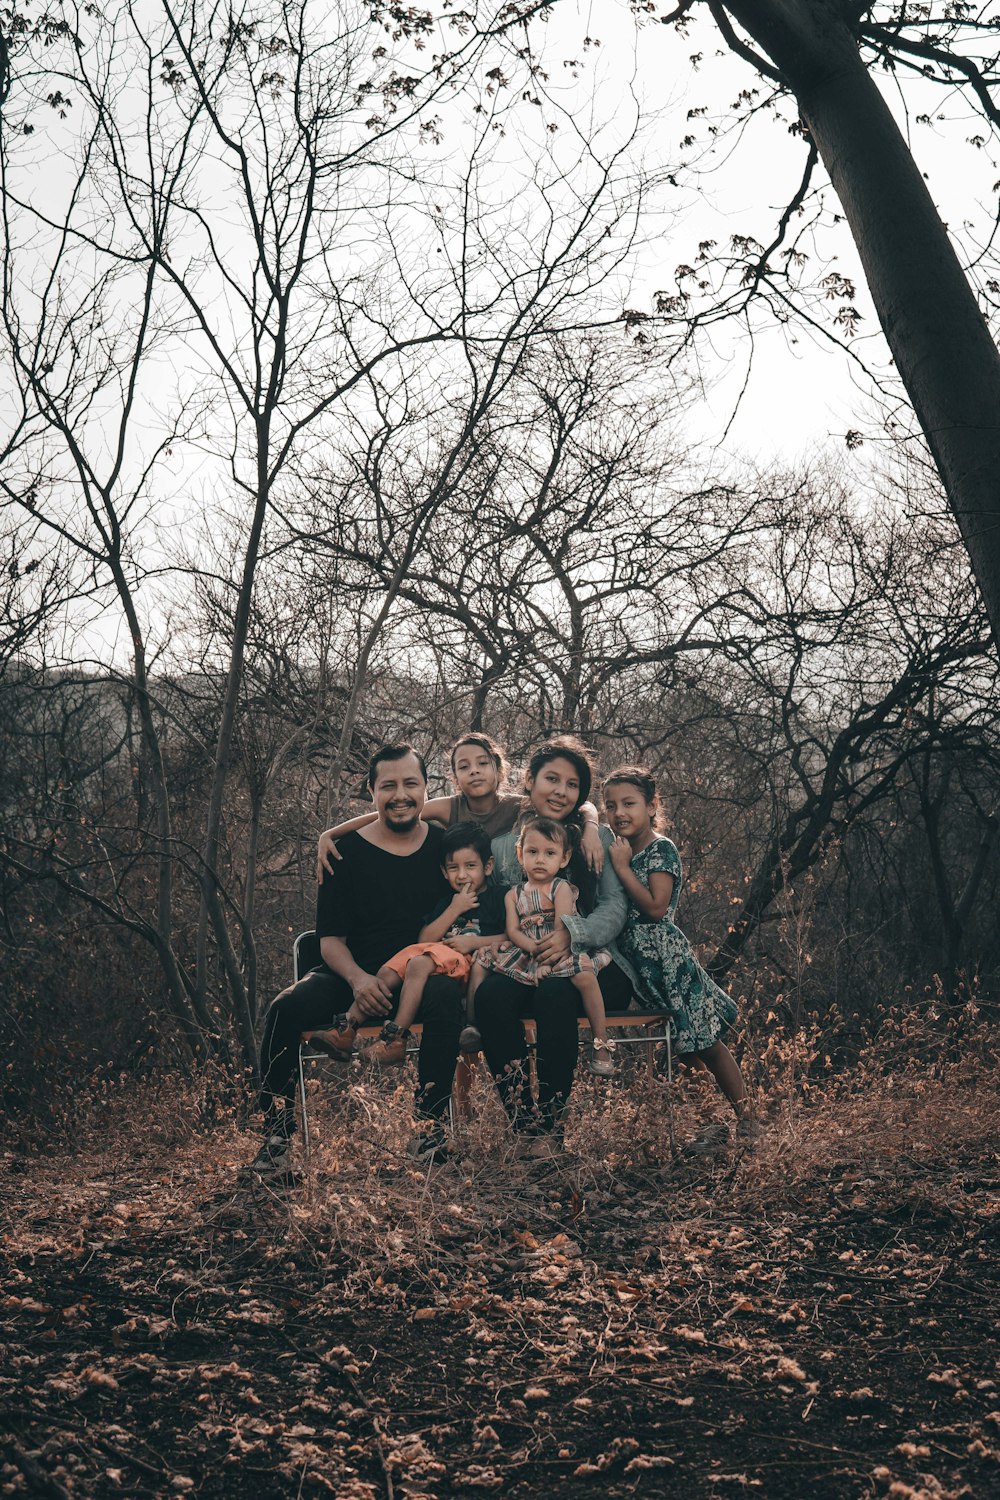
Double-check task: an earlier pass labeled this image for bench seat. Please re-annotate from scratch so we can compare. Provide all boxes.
[292,929,672,1155]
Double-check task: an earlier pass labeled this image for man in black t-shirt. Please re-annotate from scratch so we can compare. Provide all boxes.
[247,744,463,1179]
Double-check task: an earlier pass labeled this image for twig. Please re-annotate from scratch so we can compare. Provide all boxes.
[287,1339,395,1500]
[1,1440,73,1500]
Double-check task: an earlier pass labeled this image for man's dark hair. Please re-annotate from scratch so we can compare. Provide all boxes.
[367,742,428,790]
[440,821,492,866]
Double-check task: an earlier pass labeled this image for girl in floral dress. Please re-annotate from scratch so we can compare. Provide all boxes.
[604,766,758,1136]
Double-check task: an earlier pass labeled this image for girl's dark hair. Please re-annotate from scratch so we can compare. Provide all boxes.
[603,764,657,802]
[524,735,593,808]
[441,821,493,866]
[517,816,596,905]
[603,765,665,830]
[450,732,508,785]
[517,815,573,854]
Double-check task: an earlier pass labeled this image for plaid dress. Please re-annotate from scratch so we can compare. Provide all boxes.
[477,876,611,986]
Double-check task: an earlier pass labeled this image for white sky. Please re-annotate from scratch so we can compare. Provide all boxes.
[5,0,998,667]
[529,1,999,463]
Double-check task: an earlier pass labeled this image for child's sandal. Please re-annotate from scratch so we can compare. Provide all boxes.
[587,1037,617,1078]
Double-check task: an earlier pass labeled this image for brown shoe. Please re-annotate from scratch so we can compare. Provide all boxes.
[304,1014,356,1062]
[365,1022,409,1067]
[587,1037,617,1077]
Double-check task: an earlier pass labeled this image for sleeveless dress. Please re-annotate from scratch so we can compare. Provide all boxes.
[446,792,521,838]
[618,837,737,1054]
[477,876,611,985]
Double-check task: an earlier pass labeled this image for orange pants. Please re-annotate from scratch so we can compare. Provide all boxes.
[382,942,473,983]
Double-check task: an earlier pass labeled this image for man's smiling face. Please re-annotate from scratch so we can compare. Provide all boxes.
[370,752,426,833]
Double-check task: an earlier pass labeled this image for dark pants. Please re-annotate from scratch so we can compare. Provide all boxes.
[475,962,633,1134]
[259,966,463,1133]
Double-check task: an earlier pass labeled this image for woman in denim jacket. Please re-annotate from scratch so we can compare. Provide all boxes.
[475,736,635,1157]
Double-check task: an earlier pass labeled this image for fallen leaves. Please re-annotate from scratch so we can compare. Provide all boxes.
[3,1061,1000,1498]
[771,1355,809,1384]
[673,1324,708,1343]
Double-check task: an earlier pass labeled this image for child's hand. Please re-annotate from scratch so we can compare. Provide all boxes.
[580,821,605,875]
[450,889,481,915]
[445,934,480,954]
[609,836,633,874]
[316,832,341,883]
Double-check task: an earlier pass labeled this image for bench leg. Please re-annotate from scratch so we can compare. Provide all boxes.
[453,1051,478,1123]
[524,1022,538,1099]
[298,1044,311,1165]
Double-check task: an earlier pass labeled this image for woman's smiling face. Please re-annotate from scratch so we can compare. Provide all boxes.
[525,756,581,821]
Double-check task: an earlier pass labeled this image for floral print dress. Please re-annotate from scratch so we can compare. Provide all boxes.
[477,877,611,985]
[618,837,737,1054]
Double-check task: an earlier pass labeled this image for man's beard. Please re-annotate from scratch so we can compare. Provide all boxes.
[384,807,420,832]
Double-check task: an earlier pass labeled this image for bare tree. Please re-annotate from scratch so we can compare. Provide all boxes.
[286,119,661,805]
[0,0,669,1070]
[634,2,1000,654]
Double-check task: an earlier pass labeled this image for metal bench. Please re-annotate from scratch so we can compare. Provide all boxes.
[293,929,673,1158]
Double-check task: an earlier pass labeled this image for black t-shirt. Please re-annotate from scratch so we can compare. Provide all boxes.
[315,824,449,974]
[423,886,507,939]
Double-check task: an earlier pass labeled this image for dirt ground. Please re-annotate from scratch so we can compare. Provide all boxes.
[2,1055,1000,1499]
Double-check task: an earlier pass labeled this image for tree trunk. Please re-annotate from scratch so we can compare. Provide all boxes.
[722,0,1000,652]
[109,554,216,1052]
[198,428,273,1077]
[243,785,262,1026]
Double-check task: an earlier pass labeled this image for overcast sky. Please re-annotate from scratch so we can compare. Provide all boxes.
[532,2,998,463]
[6,0,998,668]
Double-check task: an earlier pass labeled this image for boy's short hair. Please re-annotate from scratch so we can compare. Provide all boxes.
[440,821,493,866]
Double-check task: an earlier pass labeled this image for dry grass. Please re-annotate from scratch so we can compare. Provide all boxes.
[3,1013,999,1498]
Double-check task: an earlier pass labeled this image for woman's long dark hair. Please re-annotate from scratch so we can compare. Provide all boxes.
[523,735,597,912]
[525,735,593,805]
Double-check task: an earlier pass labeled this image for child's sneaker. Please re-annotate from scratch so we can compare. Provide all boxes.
[459,1024,482,1053]
[588,1037,617,1077]
[365,1021,409,1066]
[406,1121,450,1165]
[304,1014,356,1062]
[243,1133,294,1182]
